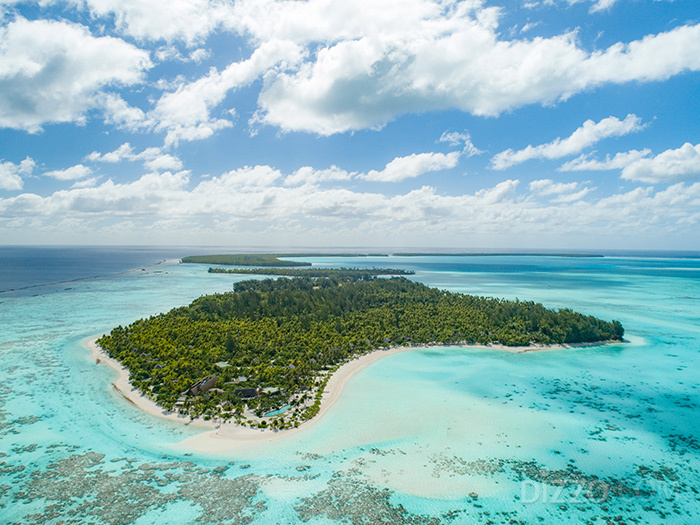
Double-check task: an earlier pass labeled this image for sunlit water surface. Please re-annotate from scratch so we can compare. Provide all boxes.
[1,249,699,524]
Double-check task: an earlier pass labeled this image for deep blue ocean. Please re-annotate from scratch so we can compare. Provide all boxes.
[1,247,699,524]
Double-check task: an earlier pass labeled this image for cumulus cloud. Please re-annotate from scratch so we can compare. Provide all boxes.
[200,166,283,190]
[559,149,652,171]
[284,166,352,186]
[2,163,700,246]
[0,157,34,190]
[70,177,100,189]
[557,143,700,184]
[243,0,700,135]
[43,164,92,181]
[86,143,182,172]
[99,93,149,132]
[144,154,183,172]
[529,179,593,202]
[360,152,461,182]
[621,143,700,183]
[284,151,461,186]
[70,0,236,45]
[0,17,152,132]
[151,39,303,145]
[490,115,645,170]
[474,180,520,204]
[5,1,699,140]
[529,179,580,195]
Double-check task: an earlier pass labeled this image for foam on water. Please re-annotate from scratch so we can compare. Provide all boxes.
[1,251,699,524]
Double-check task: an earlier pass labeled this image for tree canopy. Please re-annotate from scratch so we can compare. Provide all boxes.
[97,275,623,429]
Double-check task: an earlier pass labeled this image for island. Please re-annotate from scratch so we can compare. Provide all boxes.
[95,271,624,433]
[181,253,390,267]
[181,254,312,267]
[207,267,415,278]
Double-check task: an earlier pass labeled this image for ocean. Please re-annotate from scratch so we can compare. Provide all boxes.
[1,247,699,524]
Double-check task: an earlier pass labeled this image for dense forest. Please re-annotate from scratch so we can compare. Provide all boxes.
[97,275,623,430]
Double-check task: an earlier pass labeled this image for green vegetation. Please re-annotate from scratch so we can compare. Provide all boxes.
[181,254,312,267]
[97,275,623,429]
[207,267,415,278]
[182,253,391,267]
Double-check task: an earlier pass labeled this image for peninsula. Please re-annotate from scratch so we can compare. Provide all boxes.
[96,268,624,433]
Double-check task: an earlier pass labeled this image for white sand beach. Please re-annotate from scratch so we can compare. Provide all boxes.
[84,336,619,451]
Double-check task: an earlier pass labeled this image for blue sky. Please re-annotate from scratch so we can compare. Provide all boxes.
[0,0,698,250]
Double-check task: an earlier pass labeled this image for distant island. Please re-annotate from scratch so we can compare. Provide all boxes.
[207,267,415,278]
[181,254,312,267]
[181,252,603,267]
[96,270,624,432]
[181,253,390,267]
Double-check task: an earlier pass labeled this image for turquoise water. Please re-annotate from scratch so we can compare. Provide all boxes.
[1,252,699,524]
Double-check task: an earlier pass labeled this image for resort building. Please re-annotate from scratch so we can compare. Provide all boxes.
[187,374,217,396]
[234,388,258,400]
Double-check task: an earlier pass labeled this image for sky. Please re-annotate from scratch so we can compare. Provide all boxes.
[0,0,699,250]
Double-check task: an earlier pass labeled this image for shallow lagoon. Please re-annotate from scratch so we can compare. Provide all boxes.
[1,251,699,524]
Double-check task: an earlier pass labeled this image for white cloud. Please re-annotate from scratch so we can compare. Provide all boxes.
[621,143,700,183]
[163,120,234,148]
[284,166,352,186]
[189,48,210,64]
[151,39,303,145]
[0,157,34,190]
[243,0,700,135]
[3,1,698,139]
[360,152,461,182]
[86,143,183,173]
[2,164,700,247]
[520,22,541,34]
[529,179,594,202]
[144,154,183,172]
[529,179,580,195]
[99,93,150,132]
[70,177,100,189]
[154,45,209,64]
[0,17,152,132]
[559,149,652,171]
[557,143,700,184]
[551,187,593,203]
[490,115,645,170]
[72,0,235,45]
[44,164,92,181]
[565,0,620,14]
[200,166,283,190]
[474,179,520,204]
[438,131,483,157]
[86,143,136,163]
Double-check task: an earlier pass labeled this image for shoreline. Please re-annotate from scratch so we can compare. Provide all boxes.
[84,337,622,447]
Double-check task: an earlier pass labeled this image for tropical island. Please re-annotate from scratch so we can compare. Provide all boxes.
[207,267,415,278]
[181,254,312,267]
[181,253,389,267]
[95,269,624,432]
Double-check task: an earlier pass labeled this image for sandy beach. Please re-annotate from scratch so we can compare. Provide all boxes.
[84,336,620,451]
